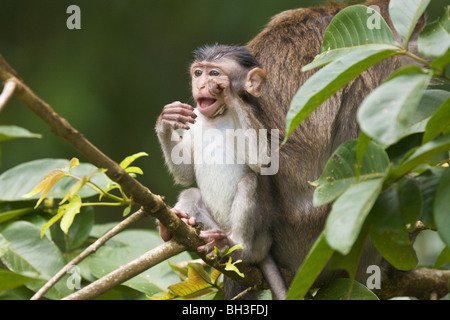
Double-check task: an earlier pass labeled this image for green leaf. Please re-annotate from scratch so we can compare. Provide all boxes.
[402,90,450,140]
[423,97,450,143]
[0,269,40,293]
[389,0,431,46]
[50,206,94,252]
[313,140,389,207]
[357,66,432,145]
[165,263,218,299]
[416,167,445,227]
[387,134,450,184]
[418,6,450,58]
[434,246,450,269]
[119,152,148,169]
[355,132,371,178]
[0,221,72,299]
[368,179,420,270]
[0,125,42,142]
[325,178,384,255]
[433,168,450,248]
[285,47,400,141]
[304,5,398,71]
[286,233,334,300]
[0,207,35,224]
[0,159,109,201]
[369,227,418,271]
[370,179,422,238]
[328,223,370,280]
[0,234,10,258]
[314,278,378,300]
[430,49,450,71]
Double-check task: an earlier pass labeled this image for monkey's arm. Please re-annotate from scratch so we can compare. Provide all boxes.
[228,97,270,174]
[156,102,196,185]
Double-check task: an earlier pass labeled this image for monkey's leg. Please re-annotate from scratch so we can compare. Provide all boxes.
[172,188,232,258]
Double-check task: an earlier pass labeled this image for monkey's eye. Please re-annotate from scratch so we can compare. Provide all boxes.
[209,70,220,76]
[194,70,202,77]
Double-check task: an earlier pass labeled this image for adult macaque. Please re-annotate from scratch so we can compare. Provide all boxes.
[155,45,287,299]
[246,0,425,287]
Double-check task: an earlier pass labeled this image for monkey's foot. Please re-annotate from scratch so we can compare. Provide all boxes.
[198,229,232,258]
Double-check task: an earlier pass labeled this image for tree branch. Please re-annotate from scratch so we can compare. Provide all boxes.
[62,239,187,300]
[30,208,149,300]
[376,265,450,300]
[0,79,16,112]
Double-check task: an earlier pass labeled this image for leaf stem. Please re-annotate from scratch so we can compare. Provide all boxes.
[82,202,123,207]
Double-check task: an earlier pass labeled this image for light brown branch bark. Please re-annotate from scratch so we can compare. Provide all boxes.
[62,239,187,300]
[0,79,16,111]
[30,208,148,300]
[376,266,450,300]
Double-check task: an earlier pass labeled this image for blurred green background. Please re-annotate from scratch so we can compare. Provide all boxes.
[0,0,446,228]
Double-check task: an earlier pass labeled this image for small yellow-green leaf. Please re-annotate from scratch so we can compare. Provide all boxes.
[224,244,244,256]
[211,268,222,284]
[69,157,80,169]
[125,166,144,175]
[167,264,213,297]
[149,291,178,300]
[60,195,82,234]
[122,206,131,217]
[224,257,244,278]
[40,208,67,238]
[119,152,148,169]
[24,170,66,209]
[59,177,86,205]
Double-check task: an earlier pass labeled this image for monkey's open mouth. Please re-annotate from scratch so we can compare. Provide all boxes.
[197,97,217,109]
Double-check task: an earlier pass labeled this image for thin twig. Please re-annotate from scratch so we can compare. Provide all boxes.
[0,79,16,111]
[30,208,150,300]
[62,239,186,300]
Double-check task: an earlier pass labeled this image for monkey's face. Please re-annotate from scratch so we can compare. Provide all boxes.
[190,59,238,118]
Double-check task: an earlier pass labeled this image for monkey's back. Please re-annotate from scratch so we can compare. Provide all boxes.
[247,0,396,284]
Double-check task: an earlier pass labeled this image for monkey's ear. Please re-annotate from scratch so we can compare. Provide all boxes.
[245,68,267,97]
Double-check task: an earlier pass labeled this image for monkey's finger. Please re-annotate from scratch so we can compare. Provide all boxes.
[199,229,227,241]
[162,120,191,130]
[163,103,196,115]
[162,113,196,124]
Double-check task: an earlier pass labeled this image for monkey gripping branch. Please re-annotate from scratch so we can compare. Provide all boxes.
[0,0,450,300]
[0,55,267,300]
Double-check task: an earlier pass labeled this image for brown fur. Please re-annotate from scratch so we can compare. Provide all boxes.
[246,0,401,285]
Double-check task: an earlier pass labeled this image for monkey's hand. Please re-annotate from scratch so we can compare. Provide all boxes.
[197,229,234,258]
[159,209,197,242]
[158,101,197,131]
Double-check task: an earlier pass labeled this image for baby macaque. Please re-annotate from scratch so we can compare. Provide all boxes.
[155,44,286,299]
